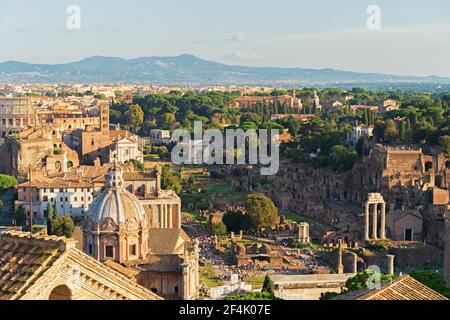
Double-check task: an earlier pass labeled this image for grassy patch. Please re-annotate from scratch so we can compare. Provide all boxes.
[144,154,161,161]
[200,263,224,288]
[242,275,265,289]
[182,211,199,220]
[203,183,233,194]
[283,212,316,224]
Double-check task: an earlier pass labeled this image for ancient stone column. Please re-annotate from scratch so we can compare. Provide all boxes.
[351,252,358,274]
[365,203,370,241]
[168,204,173,229]
[387,254,395,275]
[380,202,386,240]
[337,248,344,274]
[372,203,378,240]
[165,204,169,228]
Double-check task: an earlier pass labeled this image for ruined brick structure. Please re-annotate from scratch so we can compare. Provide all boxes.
[266,144,450,246]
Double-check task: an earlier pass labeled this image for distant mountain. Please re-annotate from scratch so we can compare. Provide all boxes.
[1,54,449,86]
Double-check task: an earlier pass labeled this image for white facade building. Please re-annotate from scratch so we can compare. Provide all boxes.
[347,124,374,147]
[15,179,95,222]
[109,138,143,163]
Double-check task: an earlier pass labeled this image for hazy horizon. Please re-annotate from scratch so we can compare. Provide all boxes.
[2,53,450,80]
[1,0,450,77]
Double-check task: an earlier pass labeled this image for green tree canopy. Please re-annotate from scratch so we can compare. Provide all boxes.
[244,193,278,230]
[328,145,357,172]
[439,135,450,157]
[261,275,275,295]
[345,270,394,292]
[161,165,182,195]
[409,270,450,298]
[52,215,75,238]
[125,104,144,129]
[14,206,26,226]
[162,112,176,130]
[0,174,18,191]
[209,222,227,236]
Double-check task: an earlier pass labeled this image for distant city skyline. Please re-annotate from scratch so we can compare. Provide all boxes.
[1,0,450,77]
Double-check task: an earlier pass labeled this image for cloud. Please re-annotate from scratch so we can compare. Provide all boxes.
[193,38,214,45]
[225,32,247,43]
[223,50,261,61]
[109,26,123,33]
[262,23,450,77]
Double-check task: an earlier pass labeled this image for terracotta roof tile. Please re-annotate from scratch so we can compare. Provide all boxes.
[147,229,187,255]
[0,232,162,300]
[333,275,448,300]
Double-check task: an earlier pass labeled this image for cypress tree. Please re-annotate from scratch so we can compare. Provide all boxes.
[261,274,275,296]
[363,109,369,125]
[46,201,53,235]
[53,199,59,218]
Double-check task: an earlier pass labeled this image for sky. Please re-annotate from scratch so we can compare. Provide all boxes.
[0,0,450,77]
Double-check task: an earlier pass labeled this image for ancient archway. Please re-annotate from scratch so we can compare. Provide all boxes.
[49,285,72,300]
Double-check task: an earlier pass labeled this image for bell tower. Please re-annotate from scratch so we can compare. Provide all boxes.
[100,104,109,136]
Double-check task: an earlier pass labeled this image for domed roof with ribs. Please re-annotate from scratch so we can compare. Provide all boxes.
[88,166,146,226]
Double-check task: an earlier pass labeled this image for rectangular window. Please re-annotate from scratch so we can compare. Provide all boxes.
[105,245,114,258]
[89,244,93,254]
[129,244,137,256]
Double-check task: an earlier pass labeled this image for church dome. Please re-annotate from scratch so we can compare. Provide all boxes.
[88,166,146,226]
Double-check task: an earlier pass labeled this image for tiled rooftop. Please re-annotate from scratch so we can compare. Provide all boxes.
[333,275,448,300]
[0,232,75,299]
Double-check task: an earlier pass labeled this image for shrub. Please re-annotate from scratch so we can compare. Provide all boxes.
[209,222,227,236]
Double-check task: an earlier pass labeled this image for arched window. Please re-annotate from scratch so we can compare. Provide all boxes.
[49,285,72,300]
[425,161,433,171]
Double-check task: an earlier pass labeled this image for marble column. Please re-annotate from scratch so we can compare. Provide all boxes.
[381,202,386,240]
[337,246,344,274]
[387,254,395,275]
[162,204,166,228]
[364,203,370,241]
[351,252,358,274]
[165,204,169,228]
[168,204,173,229]
[372,203,378,240]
